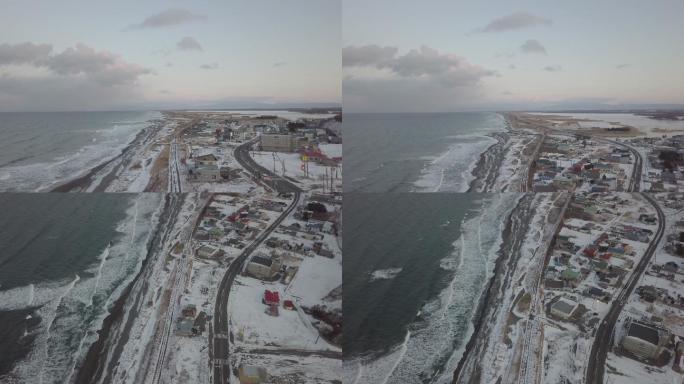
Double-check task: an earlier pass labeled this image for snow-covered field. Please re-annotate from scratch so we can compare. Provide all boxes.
[251,151,342,192]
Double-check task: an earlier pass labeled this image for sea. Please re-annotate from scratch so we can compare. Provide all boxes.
[343,193,521,384]
[343,113,506,193]
[0,111,161,192]
[0,193,164,383]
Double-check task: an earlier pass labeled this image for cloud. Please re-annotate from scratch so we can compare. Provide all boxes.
[343,45,496,112]
[508,64,517,69]
[273,61,287,67]
[616,63,629,70]
[520,39,547,55]
[0,43,154,86]
[128,9,207,29]
[40,43,152,85]
[0,42,53,66]
[478,12,552,33]
[343,45,495,88]
[502,90,514,95]
[342,45,398,67]
[543,65,562,72]
[200,62,219,70]
[159,89,172,94]
[176,36,203,51]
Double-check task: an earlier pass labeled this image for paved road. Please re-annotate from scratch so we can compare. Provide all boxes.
[234,138,303,194]
[212,137,307,383]
[212,192,300,384]
[585,193,665,383]
[599,138,642,192]
[547,129,643,192]
[233,347,341,359]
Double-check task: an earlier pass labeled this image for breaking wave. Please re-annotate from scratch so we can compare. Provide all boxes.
[346,194,521,384]
[369,268,403,282]
[0,194,163,383]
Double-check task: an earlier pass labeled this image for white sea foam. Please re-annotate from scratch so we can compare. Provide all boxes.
[413,135,498,193]
[3,194,164,383]
[0,113,159,192]
[369,268,403,282]
[347,194,521,384]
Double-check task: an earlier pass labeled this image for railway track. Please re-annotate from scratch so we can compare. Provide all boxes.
[168,139,182,193]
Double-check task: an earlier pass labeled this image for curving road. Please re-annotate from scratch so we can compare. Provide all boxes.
[234,137,302,194]
[585,193,664,383]
[547,129,643,192]
[212,138,303,384]
[599,138,642,192]
[212,192,300,384]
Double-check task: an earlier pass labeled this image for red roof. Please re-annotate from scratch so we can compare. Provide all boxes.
[264,290,280,304]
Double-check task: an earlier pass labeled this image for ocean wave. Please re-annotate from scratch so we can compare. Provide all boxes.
[369,268,403,282]
[2,194,163,383]
[349,194,520,384]
[0,114,157,192]
[412,136,498,193]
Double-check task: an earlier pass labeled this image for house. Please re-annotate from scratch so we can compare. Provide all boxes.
[550,298,578,320]
[260,133,300,152]
[189,164,220,182]
[196,245,223,258]
[182,304,197,318]
[175,318,197,336]
[194,153,219,166]
[246,253,282,280]
[621,321,664,360]
[263,290,280,306]
[238,365,268,384]
[561,268,581,281]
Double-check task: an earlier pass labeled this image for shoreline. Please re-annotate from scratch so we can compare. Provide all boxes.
[466,131,509,193]
[50,117,164,192]
[452,193,535,383]
[346,195,519,384]
[74,194,178,384]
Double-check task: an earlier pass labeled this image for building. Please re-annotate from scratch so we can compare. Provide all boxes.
[194,153,218,166]
[260,133,300,152]
[245,253,282,280]
[621,321,664,360]
[550,298,578,320]
[238,365,267,384]
[196,245,223,258]
[190,165,220,182]
[175,318,196,336]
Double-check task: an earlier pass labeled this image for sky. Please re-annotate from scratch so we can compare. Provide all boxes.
[0,0,340,112]
[343,0,684,112]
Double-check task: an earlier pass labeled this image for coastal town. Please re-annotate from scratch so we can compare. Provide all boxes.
[469,112,684,194]
[50,109,342,195]
[49,110,344,384]
[454,191,684,384]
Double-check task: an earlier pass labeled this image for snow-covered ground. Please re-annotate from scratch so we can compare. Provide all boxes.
[603,193,684,383]
[251,151,342,192]
[226,192,342,383]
